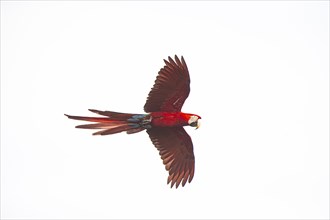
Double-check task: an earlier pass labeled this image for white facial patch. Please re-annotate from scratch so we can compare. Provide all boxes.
[188,115,199,124]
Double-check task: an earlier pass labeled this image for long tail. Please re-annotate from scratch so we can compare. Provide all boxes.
[65,109,151,135]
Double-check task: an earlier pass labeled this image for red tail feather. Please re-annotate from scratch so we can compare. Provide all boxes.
[92,124,134,135]
[65,110,149,135]
[88,109,136,120]
[64,114,112,123]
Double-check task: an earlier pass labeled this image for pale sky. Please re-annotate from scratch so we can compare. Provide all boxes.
[1,1,329,219]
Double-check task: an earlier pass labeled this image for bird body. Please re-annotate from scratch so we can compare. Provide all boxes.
[150,112,201,127]
[66,55,201,188]
[66,111,200,134]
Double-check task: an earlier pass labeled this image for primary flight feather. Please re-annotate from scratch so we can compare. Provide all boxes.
[65,55,201,188]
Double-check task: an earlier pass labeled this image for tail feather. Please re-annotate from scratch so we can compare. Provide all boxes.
[88,109,136,120]
[76,122,123,129]
[92,124,134,136]
[64,114,112,123]
[65,110,150,135]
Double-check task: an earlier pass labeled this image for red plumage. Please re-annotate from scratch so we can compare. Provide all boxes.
[144,55,190,112]
[65,55,201,188]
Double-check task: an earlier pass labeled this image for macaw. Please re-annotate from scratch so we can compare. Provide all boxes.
[65,55,201,188]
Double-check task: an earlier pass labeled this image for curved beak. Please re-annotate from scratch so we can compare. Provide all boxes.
[196,120,201,130]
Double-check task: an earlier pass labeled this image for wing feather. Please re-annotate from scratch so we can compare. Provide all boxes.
[144,55,190,112]
[147,127,195,188]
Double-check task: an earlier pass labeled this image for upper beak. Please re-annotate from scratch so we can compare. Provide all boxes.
[196,120,201,130]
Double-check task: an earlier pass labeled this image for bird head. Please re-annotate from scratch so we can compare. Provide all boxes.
[188,115,201,129]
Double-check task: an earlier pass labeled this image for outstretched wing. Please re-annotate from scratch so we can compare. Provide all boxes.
[147,127,195,188]
[144,55,190,112]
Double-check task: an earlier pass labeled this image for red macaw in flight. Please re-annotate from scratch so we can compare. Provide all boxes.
[65,55,201,188]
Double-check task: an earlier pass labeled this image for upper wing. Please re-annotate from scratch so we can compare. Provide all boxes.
[144,55,190,112]
[147,127,195,188]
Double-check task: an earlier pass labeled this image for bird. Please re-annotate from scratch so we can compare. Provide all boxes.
[65,55,201,188]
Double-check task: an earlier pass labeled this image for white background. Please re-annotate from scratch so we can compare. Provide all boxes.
[1,1,329,219]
